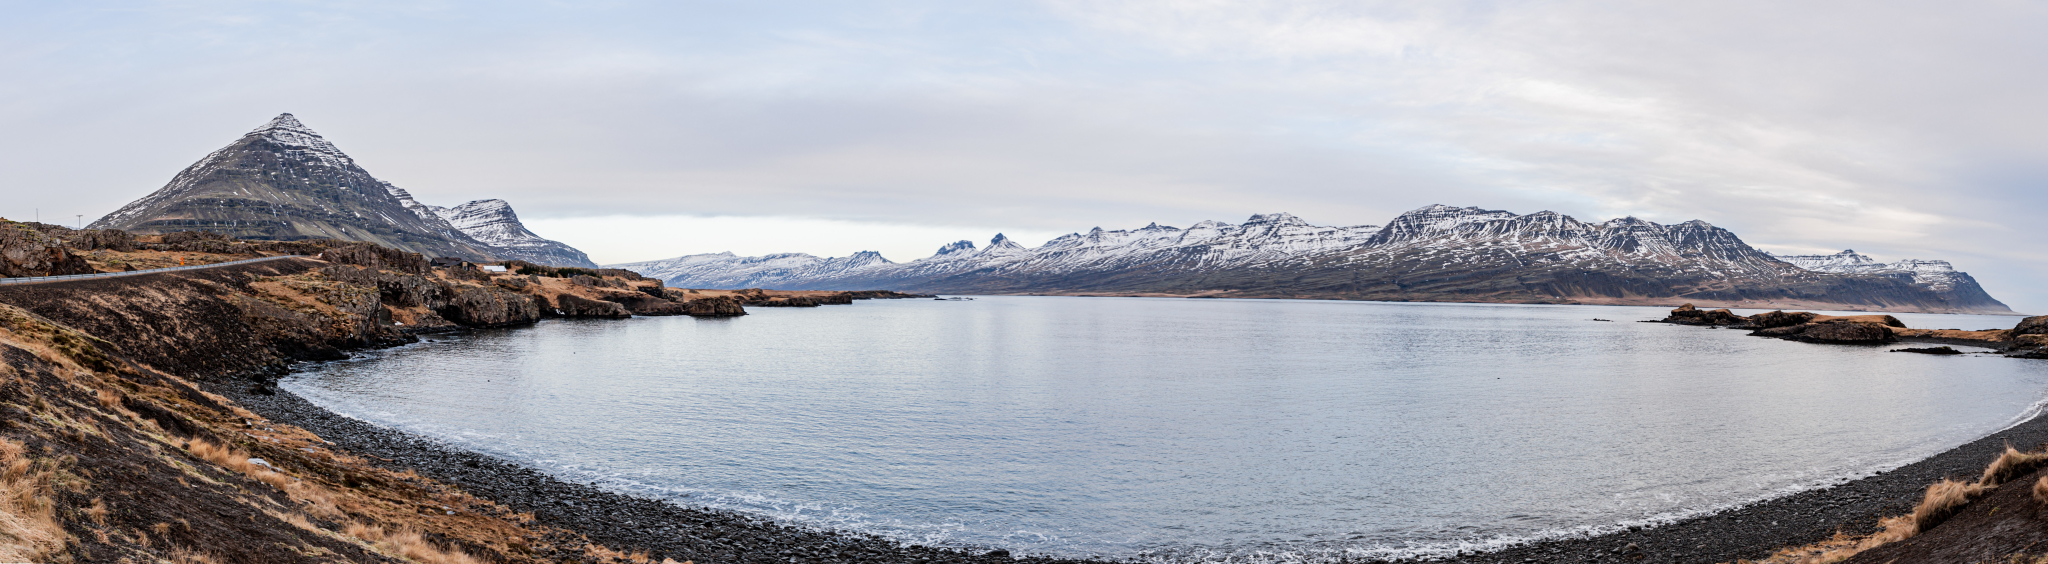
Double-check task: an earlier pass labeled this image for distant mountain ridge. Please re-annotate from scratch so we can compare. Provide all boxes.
[614,205,2012,314]
[1772,250,2005,312]
[91,113,595,267]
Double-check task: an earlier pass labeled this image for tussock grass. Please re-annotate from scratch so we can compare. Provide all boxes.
[0,439,63,562]
[2034,475,2048,504]
[1981,445,2048,487]
[1911,478,1989,532]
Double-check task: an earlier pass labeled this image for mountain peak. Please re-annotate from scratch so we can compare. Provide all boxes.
[934,240,977,256]
[1245,212,1307,226]
[244,112,350,167]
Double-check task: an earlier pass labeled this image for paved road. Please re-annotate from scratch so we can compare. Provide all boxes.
[0,255,305,286]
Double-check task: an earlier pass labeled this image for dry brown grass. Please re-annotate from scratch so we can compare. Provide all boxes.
[167,546,222,564]
[1742,446,2048,564]
[1912,478,1990,532]
[345,521,485,564]
[1745,514,1916,564]
[0,438,63,562]
[1981,445,2048,487]
[184,438,341,518]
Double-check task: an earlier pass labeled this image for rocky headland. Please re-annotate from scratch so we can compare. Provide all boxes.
[1659,302,2048,356]
[0,222,961,563]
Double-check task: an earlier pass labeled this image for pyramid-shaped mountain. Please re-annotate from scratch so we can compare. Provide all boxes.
[91,114,595,267]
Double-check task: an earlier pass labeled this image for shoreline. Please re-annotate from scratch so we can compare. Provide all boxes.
[221,331,2048,564]
[217,368,1099,564]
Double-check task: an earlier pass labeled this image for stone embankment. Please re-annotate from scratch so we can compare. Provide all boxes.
[1659,302,2048,353]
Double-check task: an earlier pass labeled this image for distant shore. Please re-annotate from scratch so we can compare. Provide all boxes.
[990,290,2023,316]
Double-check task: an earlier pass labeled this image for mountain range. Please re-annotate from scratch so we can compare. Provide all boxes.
[614,205,2012,314]
[90,113,594,267]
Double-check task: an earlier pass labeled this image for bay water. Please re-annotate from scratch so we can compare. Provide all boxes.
[283,297,2048,561]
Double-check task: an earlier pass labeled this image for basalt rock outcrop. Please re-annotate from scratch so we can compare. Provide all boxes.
[683,296,746,317]
[1769,319,1899,344]
[1746,310,1819,329]
[1664,303,1747,326]
[550,294,632,318]
[439,285,543,326]
[319,242,430,275]
[1661,305,1906,344]
[0,220,95,277]
[2011,316,2048,338]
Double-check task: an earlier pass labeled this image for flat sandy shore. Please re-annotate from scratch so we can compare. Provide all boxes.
[223,373,2048,564]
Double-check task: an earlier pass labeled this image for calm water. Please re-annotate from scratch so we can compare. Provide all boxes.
[285,297,2048,561]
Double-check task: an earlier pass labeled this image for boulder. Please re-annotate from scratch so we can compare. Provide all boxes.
[684,296,747,317]
[1785,320,1896,344]
[553,294,631,318]
[319,243,429,275]
[1750,325,1810,337]
[1663,303,1747,326]
[2012,316,2048,337]
[1747,310,1817,329]
[0,221,95,277]
[2007,334,2048,358]
[63,228,136,252]
[1892,346,1963,355]
[608,294,688,316]
[321,266,448,309]
[437,286,542,327]
[730,288,772,305]
[817,292,856,305]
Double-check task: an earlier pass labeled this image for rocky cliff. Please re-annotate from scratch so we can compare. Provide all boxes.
[1774,250,2008,313]
[89,113,594,267]
[617,205,2013,314]
[0,249,751,562]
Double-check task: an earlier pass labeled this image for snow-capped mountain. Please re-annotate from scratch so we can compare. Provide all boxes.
[613,205,2011,314]
[1773,250,2002,311]
[426,199,595,268]
[92,113,593,266]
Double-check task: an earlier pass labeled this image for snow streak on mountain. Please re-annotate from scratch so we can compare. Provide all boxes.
[614,205,2011,314]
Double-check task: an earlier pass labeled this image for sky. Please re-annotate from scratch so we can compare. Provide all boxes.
[3,1,2045,311]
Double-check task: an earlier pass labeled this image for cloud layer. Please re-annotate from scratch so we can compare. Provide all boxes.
[3,1,2043,310]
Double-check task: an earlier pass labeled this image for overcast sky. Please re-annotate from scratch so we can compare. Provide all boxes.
[5,1,2045,311]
